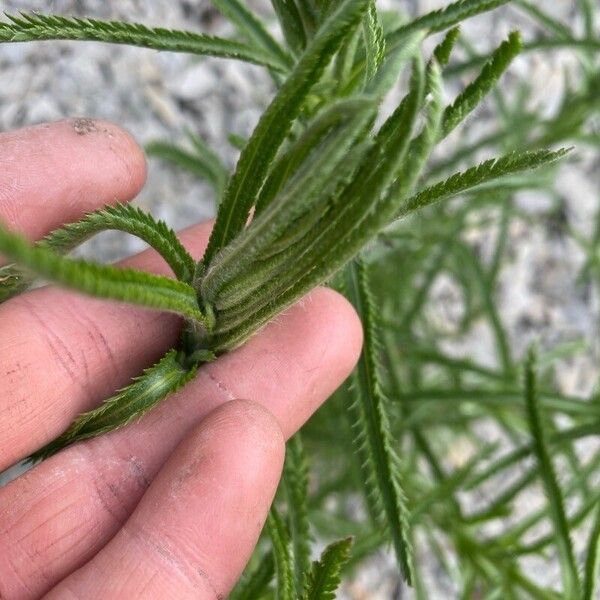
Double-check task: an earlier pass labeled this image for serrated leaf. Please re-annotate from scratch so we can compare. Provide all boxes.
[29,349,200,462]
[1,203,196,304]
[442,31,522,138]
[255,96,375,215]
[0,220,207,325]
[0,12,289,72]
[202,0,370,267]
[396,148,571,219]
[303,537,353,600]
[343,259,413,583]
[433,26,460,66]
[283,434,312,594]
[210,60,425,345]
[202,96,375,304]
[268,507,295,600]
[388,0,512,50]
[362,1,385,84]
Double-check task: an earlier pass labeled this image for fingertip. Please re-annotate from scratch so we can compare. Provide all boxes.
[190,399,286,478]
[66,118,148,200]
[309,286,364,379]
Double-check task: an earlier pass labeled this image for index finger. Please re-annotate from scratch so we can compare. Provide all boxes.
[0,118,146,245]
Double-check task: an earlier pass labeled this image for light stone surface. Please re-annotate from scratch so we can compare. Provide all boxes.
[0,1,598,598]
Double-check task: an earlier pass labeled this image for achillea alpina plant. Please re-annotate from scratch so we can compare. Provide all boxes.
[1,0,597,596]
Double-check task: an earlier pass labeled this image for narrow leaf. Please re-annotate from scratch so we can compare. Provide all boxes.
[0,220,207,325]
[343,259,413,582]
[208,0,292,69]
[583,504,600,600]
[271,0,307,55]
[210,60,425,341]
[388,0,511,50]
[0,12,289,72]
[442,31,523,138]
[29,349,199,461]
[203,97,375,304]
[147,135,228,197]
[230,552,275,600]
[303,537,353,600]
[202,0,370,266]
[396,148,571,219]
[362,1,385,84]
[433,26,460,66]
[523,348,580,599]
[268,507,295,600]
[284,434,312,594]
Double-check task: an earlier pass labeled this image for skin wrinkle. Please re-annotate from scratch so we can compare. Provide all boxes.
[68,307,120,381]
[118,522,222,599]
[18,296,83,390]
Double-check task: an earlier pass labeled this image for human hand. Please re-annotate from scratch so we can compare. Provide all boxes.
[0,120,362,599]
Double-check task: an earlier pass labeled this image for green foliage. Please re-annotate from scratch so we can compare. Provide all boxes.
[0,203,197,301]
[201,0,370,266]
[388,0,512,50]
[397,148,571,219]
[442,31,523,137]
[0,221,207,325]
[146,133,228,198]
[343,259,413,582]
[268,508,295,600]
[0,12,289,71]
[283,435,312,594]
[583,504,600,600]
[2,1,599,596]
[210,0,293,70]
[523,349,581,598]
[303,537,353,600]
[29,349,201,462]
[270,0,307,55]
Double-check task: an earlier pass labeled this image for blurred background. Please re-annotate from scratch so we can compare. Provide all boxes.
[0,1,598,598]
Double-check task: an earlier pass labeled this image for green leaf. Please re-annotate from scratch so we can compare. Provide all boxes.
[433,26,460,66]
[0,12,290,72]
[392,57,444,200]
[29,349,200,461]
[146,133,228,198]
[46,204,195,280]
[267,507,295,600]
[202,0,370,267]
[583,503,600,600]
[302,537,353,600]
[396,148,571,219]
[271,0,307,55]
[343,259,413,583]
[210,60,425,345]
[388,0,512,50]
[254,96,375,216]
[202,97,375,305]
[523,348,580,599]
[0,203,196,303]
[229,552,275,600]
[0,220,207,325]
[283,434,312,594]
[208,0,292,69]
[362,0,385,84]
[442,31,523,138]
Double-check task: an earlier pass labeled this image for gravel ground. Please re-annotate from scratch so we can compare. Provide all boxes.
[0,1,598,598]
